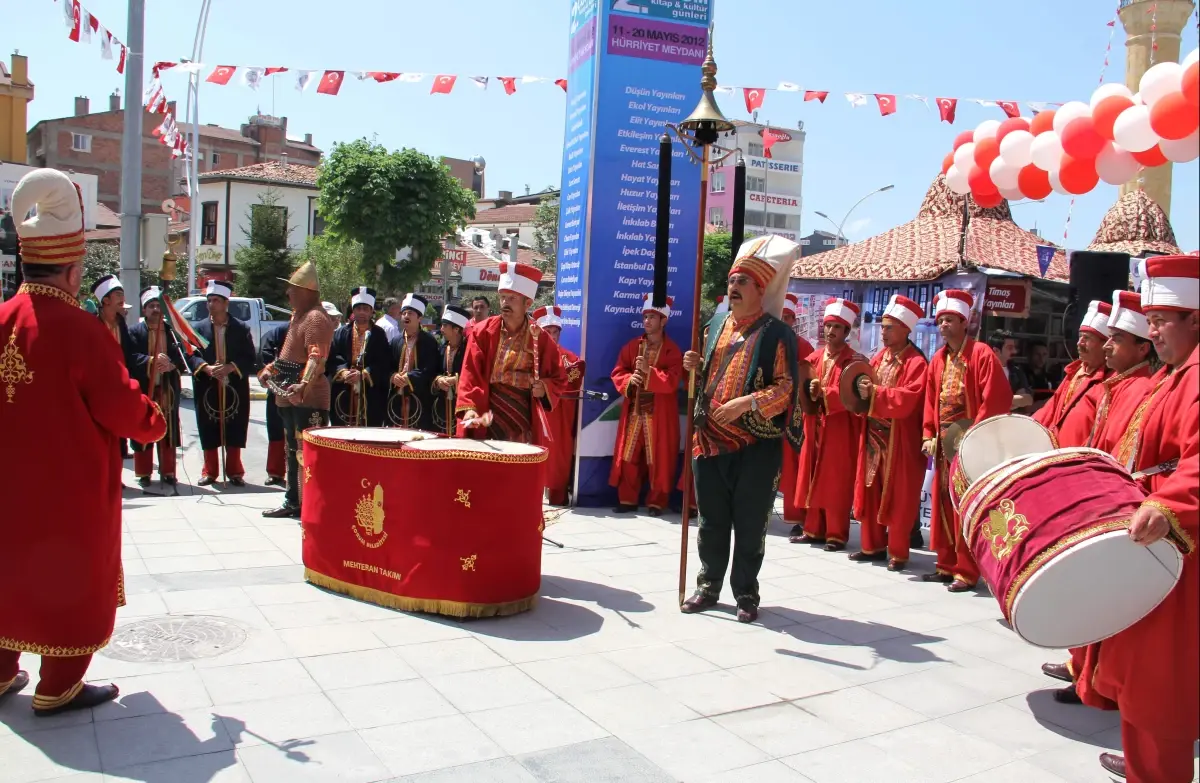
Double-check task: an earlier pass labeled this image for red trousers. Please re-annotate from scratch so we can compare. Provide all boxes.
[133,441,176,479]
[859,518,912,562]
[803,509,851,544]
[780,443,803,524]
[0,649,92,711]
[1120,718,1196,783]
[202,448,245,479]
[266,440,286,479]
[616,452,669,510]
[933,484,980,585]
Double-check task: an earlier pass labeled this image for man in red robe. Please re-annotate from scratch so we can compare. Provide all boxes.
[792,298,866,551]
[1041,288,1156,705]
[609,294,683,516]
[457,262,566,445]
[535,305,585,506]
[1035,299,1112,446]
[920,289,1011,592]
[850,295,928,571]
[0,169,166,715]
[1075,257,1198,783]
[780,292,814,536]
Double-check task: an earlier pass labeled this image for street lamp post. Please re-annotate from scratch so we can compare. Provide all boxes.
[814,184,894,245]
[185,0,214,295]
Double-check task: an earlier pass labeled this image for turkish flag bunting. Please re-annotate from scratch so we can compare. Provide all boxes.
[499,77,517,95]
[68,1,81,42]
[85,13,99,42]
[431,75,457,94]
[936,97,957,124]
[762,128,786,159]
[875,94,897,116]
[317,70,345,95]
[743,87,765,113]
[366,72,401,83]
[117,44,126,74]
[153,62,177,77]
[265,67,289,76]
[555,79,568,92]
[206,66,236,85]
[803,90,828,103]
[997,101,1020,118]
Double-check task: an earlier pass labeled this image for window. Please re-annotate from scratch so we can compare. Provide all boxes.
[746,175,765,193]
[308,197,325,236]
[747,141,764,157]
[707,206,725,226]
[201,202,218,245]
[211,152,220,166]
[71,134,92,152]
[710,172,725,193]
[823,239,836,246]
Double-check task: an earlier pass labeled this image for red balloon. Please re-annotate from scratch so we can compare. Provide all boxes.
[967,165,998,196]
[1149,91,1200,140]
[1059,154,1100,195]
[1017,165,1052,200]
[1183,61,1199,108]
[1131,144,1168,167]
[1029,109,1056,136]
[973,190,1003,208]
[942,152,955,175]
[996,117,1031,143]
[952,130,975,151]
[1060,117,1106,159]
[974,137,1002,169]
[1093,95,1134,140]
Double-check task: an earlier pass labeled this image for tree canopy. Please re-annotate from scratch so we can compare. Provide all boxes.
[531,197,559,270]
[233,189,294,307]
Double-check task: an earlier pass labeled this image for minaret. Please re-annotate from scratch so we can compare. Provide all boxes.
[1118,0,1196,216]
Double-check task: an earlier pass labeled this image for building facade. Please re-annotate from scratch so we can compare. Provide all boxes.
[0,54,34,165]
[706,120,806,242]
[187,113,321,176]
[798,229,846,256]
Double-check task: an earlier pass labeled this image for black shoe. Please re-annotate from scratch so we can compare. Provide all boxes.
[647,507,664,517]
[262,505,300,519]
[823,541,846,553]
[1041,662,1073,683]
[736,599,759,624]
[1,671,29,699]
[161,476,177,486]
[34,684,120,717]
[197,476,216,487]
[791,534,825,545]
[265,476,286,487]
[1052,684,1082,704]
[680,594,718,614]
[229,477,246,487]
[920,572,954,584]
[136,477,151,489]
[612,504,638,514]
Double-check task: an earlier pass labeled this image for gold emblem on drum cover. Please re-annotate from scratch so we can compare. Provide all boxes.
[986,499,1030,561]
[304,467,312,484]
[0,331,34,403]
[455,489,471,508]
[353,483,388,549]
[460,554,477,571]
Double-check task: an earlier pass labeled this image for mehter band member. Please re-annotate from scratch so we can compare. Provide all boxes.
[329,286,391,427]
[1034,299,1111,446]
[681,236,802,624]
[0,168,166,715]
[93,274,135,460]
[388,293,439,431]
[609,294,682,515]
[128,286,186,489]
[537,305,586,506]
[779,292,815,536]
[432,304,470,435]
[260,322,289,486]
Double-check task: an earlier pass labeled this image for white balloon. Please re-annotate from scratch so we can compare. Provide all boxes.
[1184,47,1199,70]
[1053,101,1091,134]
[954,142,977,172]
[1160,129,1200,163]
[945,164,971,194]
[1112,104,1160,152]
[1140,61,1184,106]
[1048,168,1069,196]
[999,129,1035,167]
[1031,131,1064,172]
[1090,83,1134,109]
[998,184,1024,201]
[974,119,1002,143]
[1095,142,1140,185]
[989,157,1020,190]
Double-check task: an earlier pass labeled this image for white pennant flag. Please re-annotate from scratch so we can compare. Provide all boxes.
[101,30,113,59]
[243,67,265,90]
[295,70,316,91]
[521,76,546,84]
[399,73,426,83]
[845,92,867,107]
[80,10,92,42]
[714,85,735,95]
[471,76,489,89]
[1026,101,1052,113]
[175,61,204,74]
[906,94,930,109]
[64,0,76,28]
[971,99,997,108]
[777,82,801,92]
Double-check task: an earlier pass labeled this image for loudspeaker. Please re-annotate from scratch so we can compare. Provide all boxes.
[1066,250,1131,341]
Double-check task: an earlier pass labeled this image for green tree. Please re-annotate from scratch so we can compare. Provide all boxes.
[317,139,477,293]
[531,197,559,269]
[299,234,364,314]
[702,232,734,303]
[233,189,294,307]
[82,241,186,304]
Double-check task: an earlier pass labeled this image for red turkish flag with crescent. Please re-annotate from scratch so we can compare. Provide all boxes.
[498,77,518,95]
[936,97,958,124]
[366,72,400,83]
[875,94,897,116]
[431,75,457,95]
[317,70,345,95]
[803,90,828,103]
[763,128,785,159]
[264,67,289,76]
[743,87,765,114]
[998,101,1021,118]
[555,79,568,92]
[205,66,236,86]
[68,1,81,42]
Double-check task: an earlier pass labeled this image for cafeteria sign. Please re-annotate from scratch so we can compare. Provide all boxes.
[984,279,1031,318]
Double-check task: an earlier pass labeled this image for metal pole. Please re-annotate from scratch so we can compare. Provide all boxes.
[187,0,212,295]
[119,0,145,323]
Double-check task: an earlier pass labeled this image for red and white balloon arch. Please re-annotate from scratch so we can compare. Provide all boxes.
[941,47,1199,205]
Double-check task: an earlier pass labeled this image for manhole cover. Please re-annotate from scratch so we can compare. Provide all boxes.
[101,616,247,662]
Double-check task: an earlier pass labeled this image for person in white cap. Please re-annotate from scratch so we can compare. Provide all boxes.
[92,274,135,459]
[187,280,256,486]
[608,294,683,516]
[329,286,392,428]
[1034,300,1113,447]
[0,168,166,716]
[920,288,1011,593]
[431,304,471,435]
[791,296,866,551]
[388,293,440,431]
[1074,255,1198,783]
[532,305,585,505]
[127,286,187,490]
[680,235,804,623]
[456,262,566,444]
[778,291,816,533]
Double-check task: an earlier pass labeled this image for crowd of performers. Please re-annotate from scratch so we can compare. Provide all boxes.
[0,168,1196,781]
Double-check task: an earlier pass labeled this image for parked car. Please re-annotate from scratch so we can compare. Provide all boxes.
[174,296,291,361]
